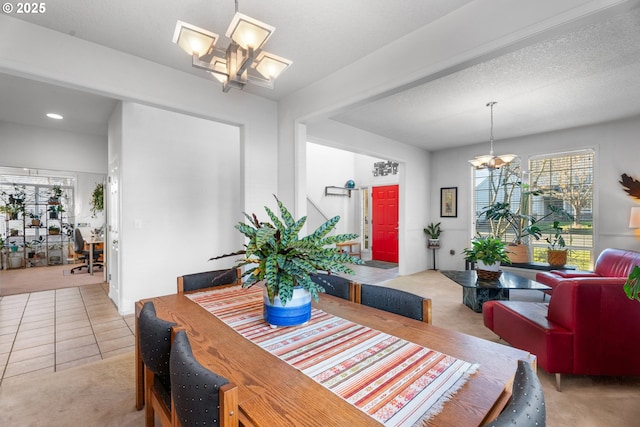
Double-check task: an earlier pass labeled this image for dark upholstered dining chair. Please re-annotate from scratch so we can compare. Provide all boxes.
[138,301,176,427]
[483,359,546,427]
[177,267,241,293]
[311,273,357,302]
[170,330,239,427]
[355,283,432,324]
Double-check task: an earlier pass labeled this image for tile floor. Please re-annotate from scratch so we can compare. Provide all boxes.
[0,263,396,387]
[0,283,135,386]
[339,263,399,285]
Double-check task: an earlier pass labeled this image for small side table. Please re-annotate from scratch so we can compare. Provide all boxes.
[428,242,440,270]
[336,241,362,258]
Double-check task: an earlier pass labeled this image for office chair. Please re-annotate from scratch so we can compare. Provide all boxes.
[355,283,432,324]
[70,228,103,274]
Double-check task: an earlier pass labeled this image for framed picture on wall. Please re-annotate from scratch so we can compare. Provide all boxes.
[440,187,457,217]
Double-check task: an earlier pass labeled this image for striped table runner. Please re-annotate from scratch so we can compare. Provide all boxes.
[188,286,478,427]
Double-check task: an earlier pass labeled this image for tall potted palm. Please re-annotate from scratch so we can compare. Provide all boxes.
[210,195,364,327]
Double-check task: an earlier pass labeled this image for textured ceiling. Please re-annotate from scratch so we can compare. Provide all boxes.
[331,6,640,150]
[8,0,472,101]
[1,1,640,149]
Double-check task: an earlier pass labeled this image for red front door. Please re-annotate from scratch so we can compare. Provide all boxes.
[371,185,399,263]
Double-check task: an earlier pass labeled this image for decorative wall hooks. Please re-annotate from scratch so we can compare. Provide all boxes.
[373,161,399,176]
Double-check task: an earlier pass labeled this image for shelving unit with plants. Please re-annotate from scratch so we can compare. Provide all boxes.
[1,183,73,269]
[1,185,27,269]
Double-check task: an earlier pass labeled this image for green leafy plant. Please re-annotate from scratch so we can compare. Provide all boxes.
[423,222,442,239]
[51,184,63,198]
[624,265,640,302]
[90,183,104,217]
[545,221,568,249]
[463,235,512,267]
[482,203,572,245]
[210,195,364,305]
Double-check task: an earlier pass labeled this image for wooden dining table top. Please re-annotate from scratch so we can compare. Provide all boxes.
[137,290,533,427]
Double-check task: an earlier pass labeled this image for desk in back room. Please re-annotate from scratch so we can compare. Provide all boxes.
[87,239,104,275]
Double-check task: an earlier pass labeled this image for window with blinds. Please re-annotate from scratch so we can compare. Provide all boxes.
[473,150,594,270]
[529,150,594,269]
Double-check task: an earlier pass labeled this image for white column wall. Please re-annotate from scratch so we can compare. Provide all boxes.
[115,103,242,312]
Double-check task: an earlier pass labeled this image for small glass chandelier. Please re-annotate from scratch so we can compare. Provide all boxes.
[468,101,517,170]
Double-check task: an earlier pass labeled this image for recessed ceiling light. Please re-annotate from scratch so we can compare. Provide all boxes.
[46,113,64,120]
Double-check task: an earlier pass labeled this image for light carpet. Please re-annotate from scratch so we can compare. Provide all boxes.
[0,263,105,296]
[0,352,142,427]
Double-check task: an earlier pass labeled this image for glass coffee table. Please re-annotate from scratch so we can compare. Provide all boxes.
[441,270,552,313]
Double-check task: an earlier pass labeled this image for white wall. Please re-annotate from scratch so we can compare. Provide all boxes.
[0,121,107,174]
[307,120,430,275]
[306,143,356,235]
[116,102,243,312]
[0,15,279,314]
[306,143,403,259]
[430,115,640,270]
[74,173,106,231]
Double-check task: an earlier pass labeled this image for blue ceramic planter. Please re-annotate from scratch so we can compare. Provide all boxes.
[263,287,311,327]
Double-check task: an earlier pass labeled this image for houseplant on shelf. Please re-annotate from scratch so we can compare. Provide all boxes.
[545,220,569,267]
[27,211,41,226]
[463,235,511,280]
[48,184,63,204]
[210,195,364,327]
[423,222,442,248]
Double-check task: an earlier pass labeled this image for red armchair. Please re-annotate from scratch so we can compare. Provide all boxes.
[483,279,640,390]
[536,248,640,292]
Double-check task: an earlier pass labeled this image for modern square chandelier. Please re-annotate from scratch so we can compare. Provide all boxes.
[173,1,292,93]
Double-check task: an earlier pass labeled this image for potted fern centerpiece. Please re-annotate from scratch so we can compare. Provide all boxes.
[463,235,512,280]
[210,195,364,327]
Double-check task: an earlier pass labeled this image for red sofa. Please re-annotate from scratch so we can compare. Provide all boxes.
[536,248,640,292]
[483,279,640,389]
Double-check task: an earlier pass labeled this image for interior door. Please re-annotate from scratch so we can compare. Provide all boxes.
[107,159,120,309]
[371,185,399,263]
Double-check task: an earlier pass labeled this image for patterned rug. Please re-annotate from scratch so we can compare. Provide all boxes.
[188,286,478,427]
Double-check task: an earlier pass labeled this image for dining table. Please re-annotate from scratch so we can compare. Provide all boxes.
[135,287,534,427]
